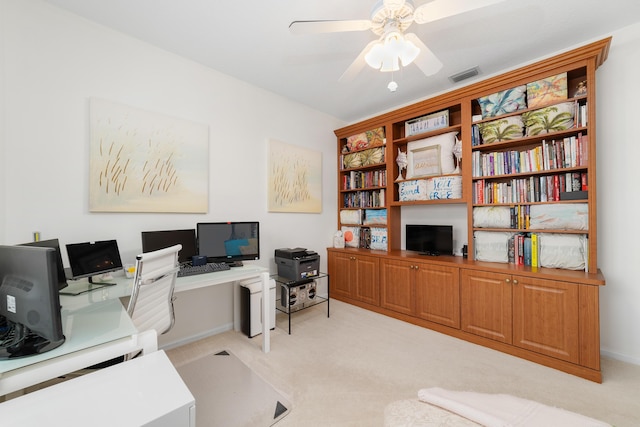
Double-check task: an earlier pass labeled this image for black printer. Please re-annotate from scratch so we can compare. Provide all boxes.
[274,248,320,281]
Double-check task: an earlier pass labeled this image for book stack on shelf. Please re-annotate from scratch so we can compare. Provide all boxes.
[343,169,387,190]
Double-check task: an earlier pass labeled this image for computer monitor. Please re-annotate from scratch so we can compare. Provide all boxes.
[197,222,260,266]
[141,229,197,264]
[20,238,69,290]
[0,245,66,359]
[65,240,123,284]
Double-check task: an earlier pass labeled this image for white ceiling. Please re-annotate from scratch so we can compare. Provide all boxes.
[42,0,640,123]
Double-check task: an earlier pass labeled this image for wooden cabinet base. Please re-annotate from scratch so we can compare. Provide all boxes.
[330,292,602,383]
[328,247,604,383]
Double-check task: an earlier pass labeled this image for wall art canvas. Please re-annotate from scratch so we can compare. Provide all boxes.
[268,139,322,213]
[89,98,209,213]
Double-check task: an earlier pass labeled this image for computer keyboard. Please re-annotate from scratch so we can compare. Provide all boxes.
[178,262,231,277]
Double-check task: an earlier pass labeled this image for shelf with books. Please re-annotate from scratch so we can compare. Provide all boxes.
[331,39,609,382]
[336,125,392,251]
[472,171,588,204]
[468,62,598,273]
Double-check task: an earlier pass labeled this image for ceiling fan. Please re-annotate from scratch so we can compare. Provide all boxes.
[290,0,506,85]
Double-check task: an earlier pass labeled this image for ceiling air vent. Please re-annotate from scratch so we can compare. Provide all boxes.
[449,66,480,83]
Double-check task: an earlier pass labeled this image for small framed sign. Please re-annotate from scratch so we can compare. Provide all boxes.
[407,144,441,178]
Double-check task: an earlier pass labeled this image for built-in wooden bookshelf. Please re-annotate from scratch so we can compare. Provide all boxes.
[330,37,611,382]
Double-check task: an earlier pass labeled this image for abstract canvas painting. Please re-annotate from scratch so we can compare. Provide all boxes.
[89,98,209,213]
[268,139,322,213]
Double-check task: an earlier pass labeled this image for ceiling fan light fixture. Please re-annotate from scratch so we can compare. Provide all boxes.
[364,42,385,69]
[364,32,420,72]
[399,37,419,66]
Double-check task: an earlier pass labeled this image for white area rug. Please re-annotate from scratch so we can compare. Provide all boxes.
[176,350,290,427]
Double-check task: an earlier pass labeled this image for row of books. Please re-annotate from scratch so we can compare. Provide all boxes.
[473,172,588,204]
[342,169,387,190]
[342,189,386,208]
[508,233,540,267]
[471,133,588,177]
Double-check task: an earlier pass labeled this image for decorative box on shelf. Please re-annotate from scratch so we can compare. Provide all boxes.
[405,110,449,137]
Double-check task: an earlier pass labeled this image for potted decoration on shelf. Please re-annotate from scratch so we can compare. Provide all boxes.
[396,148,407,181]
[453,137,462,174]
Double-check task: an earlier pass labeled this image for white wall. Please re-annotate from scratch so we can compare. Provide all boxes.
[2,0,640,365]
[596,22,640,365]
[0,0,343,347]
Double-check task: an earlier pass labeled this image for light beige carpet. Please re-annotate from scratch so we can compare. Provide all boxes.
[175,350,290,427]
[167,299,640,427]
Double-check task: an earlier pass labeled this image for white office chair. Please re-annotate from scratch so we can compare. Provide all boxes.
[125,244,181,359]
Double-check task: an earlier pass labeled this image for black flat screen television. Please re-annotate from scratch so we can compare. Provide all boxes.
[65,240,123,284]
[21,238,68,290]
[141,229,197,264]
[197,222,260,266]
[0,245,65,359]
[405,224,454,256]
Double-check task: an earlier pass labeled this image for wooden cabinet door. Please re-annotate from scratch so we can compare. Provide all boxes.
[380,260,414,315]
[328,251,353,300]
[512,276,580,363]
[414,263,460,328]
[353,254,380,306]
[461,269,512,344]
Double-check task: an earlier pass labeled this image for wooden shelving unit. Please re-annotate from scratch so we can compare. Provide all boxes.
[330,37,611,382]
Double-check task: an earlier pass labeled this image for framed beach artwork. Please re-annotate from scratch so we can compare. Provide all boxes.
[268,139,322,213]
[89,98,209,213]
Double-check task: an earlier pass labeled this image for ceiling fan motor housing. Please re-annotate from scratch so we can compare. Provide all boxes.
[370,0,415,36]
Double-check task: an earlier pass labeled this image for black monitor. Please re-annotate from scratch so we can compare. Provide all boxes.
[197,222,260,266]
[20,238,69,290]
[0,245,66,359]
[65,240,123,284]
[141,229,196,264]
[405,224,454,256]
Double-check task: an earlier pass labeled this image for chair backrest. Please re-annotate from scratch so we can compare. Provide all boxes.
[127,244,181,336]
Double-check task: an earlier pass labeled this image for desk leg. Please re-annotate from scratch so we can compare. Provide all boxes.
[137,329,158,356]
[327,275,330,318]
[261,272,270,353]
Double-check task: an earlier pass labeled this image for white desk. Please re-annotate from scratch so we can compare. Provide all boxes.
[60,265,271,350]
[0,265,271,397]
[0,299,157,397]
[0,350,195,427]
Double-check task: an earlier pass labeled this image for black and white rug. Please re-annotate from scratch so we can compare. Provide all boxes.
[176,350,290,427]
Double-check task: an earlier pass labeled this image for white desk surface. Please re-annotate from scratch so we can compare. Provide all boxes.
[0,263,270,395]
[59,264,268,307]
[0,350,195,427]
[0,298,136,375]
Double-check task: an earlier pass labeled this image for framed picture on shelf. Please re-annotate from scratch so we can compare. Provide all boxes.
[407,143,441,178]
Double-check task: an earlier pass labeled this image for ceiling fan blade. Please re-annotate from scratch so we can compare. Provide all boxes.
[405,33,443,76]
[413,0,507,25]
[289,20,372,35]
[339,40,379,83]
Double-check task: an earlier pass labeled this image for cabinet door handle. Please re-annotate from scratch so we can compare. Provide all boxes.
[513,279,518,285]
[414,265,419,270]
[505,278,511,284]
